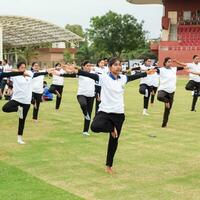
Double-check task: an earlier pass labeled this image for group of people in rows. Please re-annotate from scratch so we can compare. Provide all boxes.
[0,55,200,174]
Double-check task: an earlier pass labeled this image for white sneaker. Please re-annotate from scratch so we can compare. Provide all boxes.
[85,113,90,121]
[142,109,149,116]
[18,106,23,119]
[17,136,25,145]
[82,132,90,136]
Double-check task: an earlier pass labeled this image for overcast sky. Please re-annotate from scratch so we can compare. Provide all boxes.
[0,0,163,38]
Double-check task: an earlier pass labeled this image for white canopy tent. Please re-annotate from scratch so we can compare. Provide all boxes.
[0,15,83,60]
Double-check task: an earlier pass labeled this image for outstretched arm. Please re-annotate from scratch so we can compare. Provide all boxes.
[173,59,187,67]
[127,72,147,82]
[126,69,156,83]
[60,73,77,78]
[77,70,99,82]
[33,71,48,78]
[0,71,24,78]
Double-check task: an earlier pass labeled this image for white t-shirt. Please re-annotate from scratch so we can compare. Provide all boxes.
[140,65,155,86]
[3,64,12,80]
[151,72,160,87]
[11,70,34,104]
[187,63,200,82]
[52,69,65,86]
[158,67,177,93]
[94,66,109,75]
[98,73,127,114]
[77,75,95,97]
[31,70,46,94]
[94,66,109,86]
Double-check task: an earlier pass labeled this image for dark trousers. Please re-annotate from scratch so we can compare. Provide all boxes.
[151,86,158,104]
[31,92,42,120]
[185,80,200,111]
[49,84,63,109]
[95,85,101,115]
[2,100,30,135]
[91,111,125,167]
[77,95,94,132]
[139,84,152,109]
[1,79,7,94]
[157,90,174,127]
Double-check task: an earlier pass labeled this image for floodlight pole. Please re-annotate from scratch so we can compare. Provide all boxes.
[0,25,3,61]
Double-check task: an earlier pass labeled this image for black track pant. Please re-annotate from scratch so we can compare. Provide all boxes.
[151,86,158,104]
[49,84,63,109]
[2,100,30,135]
[185,80,200,111]
[1,79,7,94]
[91,111,125,167]
[139,84,152,109]
[157,90,174,127]
[31,92,42,120]
[77,95,94,132]
[95,85,101,115]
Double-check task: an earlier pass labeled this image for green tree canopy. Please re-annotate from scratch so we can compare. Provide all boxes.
[88,11,147,57]
[65,24,84,38]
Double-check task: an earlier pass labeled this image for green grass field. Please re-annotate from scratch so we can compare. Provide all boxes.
[0,77,200,200]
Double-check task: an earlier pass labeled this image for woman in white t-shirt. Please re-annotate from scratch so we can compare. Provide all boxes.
[49,63,66,110]
[58,61,95,136]
[31,62,48,121]
[77,61,95,136]
[174,55,200,112]
[150,61,160,106]
[94,59,109,115]
[2,62,51,144]
[69,57,154,174]
[157,57,187,128]
[139,58,155,116]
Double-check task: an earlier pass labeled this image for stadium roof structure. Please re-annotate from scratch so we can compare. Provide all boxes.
[0,15,83,47]
[127,0,162,4]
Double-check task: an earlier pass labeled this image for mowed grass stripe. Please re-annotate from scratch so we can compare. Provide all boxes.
[0,77,200,200]
[0,161,84,200]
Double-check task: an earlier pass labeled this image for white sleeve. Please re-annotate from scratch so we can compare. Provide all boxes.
[121,75,128,85]
[140,65,147,71]
[187,63,193,69]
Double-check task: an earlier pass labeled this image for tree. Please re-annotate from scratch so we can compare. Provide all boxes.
[16,46,39,65]
[88,11,147,57]
[63,49,73,63]
[65,24,84,38]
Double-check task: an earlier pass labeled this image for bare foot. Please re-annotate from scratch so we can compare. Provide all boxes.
[111,127,118,138]
[105,166,114,174]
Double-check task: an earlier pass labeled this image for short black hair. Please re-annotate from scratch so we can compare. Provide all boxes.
[32,62,38,67]
[96,59,104,67]
[55,63,61,67]
[108,57,121,67]
[81,60,90,67]
[193,55,199,60]
[3,59,8,64]
[17,62,26,69]
[163,57,171,66]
